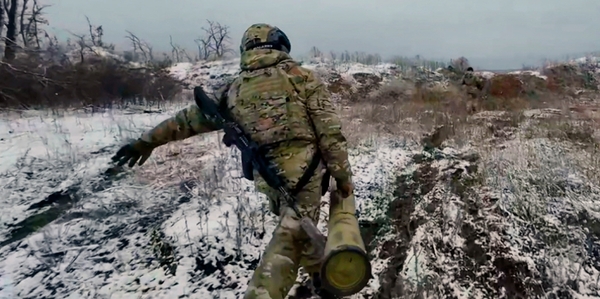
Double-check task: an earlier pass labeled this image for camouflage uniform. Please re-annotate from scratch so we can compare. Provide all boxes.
[462,68,485,113]
[115,24,353,299]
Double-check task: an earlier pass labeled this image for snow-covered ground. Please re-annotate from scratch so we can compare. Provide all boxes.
[0,101,419,298]
[2,57,600,299]
[0,57,417,298]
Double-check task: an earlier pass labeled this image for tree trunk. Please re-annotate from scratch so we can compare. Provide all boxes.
[4,0,19,61]
[20,0,28,48]
[0,0,4,40]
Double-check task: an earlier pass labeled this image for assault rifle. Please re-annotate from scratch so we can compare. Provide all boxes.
[193,86,327,254]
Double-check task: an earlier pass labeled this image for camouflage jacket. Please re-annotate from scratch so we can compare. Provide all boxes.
[462,71,484,90]
[139,49,352,182]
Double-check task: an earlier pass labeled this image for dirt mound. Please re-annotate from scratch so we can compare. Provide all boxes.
[325,72,353,95]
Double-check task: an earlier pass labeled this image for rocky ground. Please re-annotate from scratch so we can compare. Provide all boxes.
[1,56,600,299]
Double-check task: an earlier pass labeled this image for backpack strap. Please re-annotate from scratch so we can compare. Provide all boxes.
[290,151,330,196]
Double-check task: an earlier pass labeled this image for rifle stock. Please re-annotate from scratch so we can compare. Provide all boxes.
[300,217,326,258]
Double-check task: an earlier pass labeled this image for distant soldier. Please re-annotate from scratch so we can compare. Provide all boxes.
[462,67,485,113]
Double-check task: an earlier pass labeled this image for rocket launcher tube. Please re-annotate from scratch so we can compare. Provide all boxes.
[320,190,372,297]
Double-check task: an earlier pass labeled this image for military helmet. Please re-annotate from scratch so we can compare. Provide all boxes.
[240,23,291,54]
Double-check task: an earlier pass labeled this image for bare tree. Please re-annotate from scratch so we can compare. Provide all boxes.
[84,15,104,47]
[329,51,337,61]
[204,20,232,58]
[69,32,93,63]
[309,46,321,58]
[65,18,108,63]
[18,0,48,49]
[0,0,4,39]
[125,30,153,62]
[85,15,96,46]
[450,56,470,73]
[27,0,48,49]
[180,48,192,62]
[43,31,66,63]
[343,50,350,62]
[365,53,382,65]
[3,0,18,60]
[194,20,232,60]
[194,37,210,60]
[168,36,192,62]
[19,0,28,47]
[169,35,180,62]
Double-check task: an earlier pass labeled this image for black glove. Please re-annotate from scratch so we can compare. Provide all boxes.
[222,133,234,147]
[111,139,155,167]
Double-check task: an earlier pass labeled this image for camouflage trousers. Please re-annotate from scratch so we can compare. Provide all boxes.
[465,86,481,113]
[244,144,325,299]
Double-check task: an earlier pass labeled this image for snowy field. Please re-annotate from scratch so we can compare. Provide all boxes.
[1,57,600,298]
[0,103,417,298]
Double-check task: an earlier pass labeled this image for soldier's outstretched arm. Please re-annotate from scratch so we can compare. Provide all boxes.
[140,104,221,146]
[112,104,222,168]
[302,69,353,183]
[113,84,229,168]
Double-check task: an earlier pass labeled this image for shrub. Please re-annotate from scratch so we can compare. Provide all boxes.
[0,52,181,109]
[487,74,524,99]
[543,64,598,92]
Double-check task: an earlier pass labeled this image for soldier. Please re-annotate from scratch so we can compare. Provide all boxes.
[111,24,356,299]
[462,67,485,113]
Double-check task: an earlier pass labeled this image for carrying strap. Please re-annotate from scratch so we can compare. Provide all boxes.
[218,79,330,197]
[290,150,330,196]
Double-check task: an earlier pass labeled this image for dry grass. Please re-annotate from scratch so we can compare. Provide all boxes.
[133,135,219,189]
[342,79,478,146]
[340,71,600,149]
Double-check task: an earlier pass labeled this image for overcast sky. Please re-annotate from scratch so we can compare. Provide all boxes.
[45,0,600,70]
